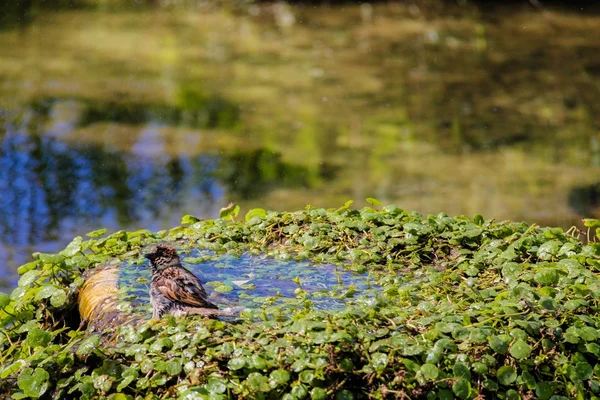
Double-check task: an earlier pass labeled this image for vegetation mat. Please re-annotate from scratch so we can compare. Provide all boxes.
[1,201,600,399]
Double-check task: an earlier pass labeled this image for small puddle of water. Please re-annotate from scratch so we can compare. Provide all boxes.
[117,250,372,317]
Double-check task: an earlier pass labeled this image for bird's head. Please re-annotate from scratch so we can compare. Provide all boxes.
[143,243,180,271]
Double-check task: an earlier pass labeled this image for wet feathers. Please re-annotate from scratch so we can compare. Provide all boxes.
[144,243,218,319]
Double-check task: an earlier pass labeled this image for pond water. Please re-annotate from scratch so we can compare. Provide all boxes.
[117,250,372,318]
[1,2,600,289]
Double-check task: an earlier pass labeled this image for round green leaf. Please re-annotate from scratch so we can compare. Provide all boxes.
[366,197,382,206]
[585,343,600,357]
[17,368,50,399]
[214,284,234,293]
[206,379,227,394]
[149,338,173,352]
[61,237,82,257]
[452,378,471,399]
[453,362,471,379]
[583,219,600,228]
[489,334,511,354]
[370,352,388,372]
[140,358,153,374]
[510,328,528,340]
[509,328,527,341]
[474,214,484,225]
[219,203,240,219]
[250,355,267,370]
[108,394,129,400]
[116,367,138,392]
[563,299,586,311]
[534,268,558,285]
[535,382,553,400]
[270,369,290,386]
[26,327,52,348]
[246,208,267,221]
[310,387,327,400]
[0,292,10,308]
[335,390,354,400]
[437,389,454,400]
[17,261,40,276]
[299,370,315,384]
[38,253,65,264]
[181,215,200,224]
[563,328,579,344]
[1,360,25,379]
[34,284,62,301]
[76,335,100,357]
[576,326,599,342]
[18,270,40,288]
[472,362,488,375]
[247,372,270,392]
[86,228,107,237]
[497,365,517,386]
[537,242,560,261]
[166,358,182,376]
[571,362,593,381]
[420,363,439,381]
[483,379,499,391]
[50,289,68,307]
[509,339,531,360]
[291,384,308,399]
[425,349,442,364]
[521,371,536,390]
[539,296,555,310]
[228,357,246,371]
[339,359,354,372]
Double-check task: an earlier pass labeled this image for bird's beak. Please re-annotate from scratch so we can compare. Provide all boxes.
[142,247,156,260]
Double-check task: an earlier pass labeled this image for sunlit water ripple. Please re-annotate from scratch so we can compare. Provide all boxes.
[117,250,374,317]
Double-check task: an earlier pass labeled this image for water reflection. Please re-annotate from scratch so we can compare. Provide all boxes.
[2,3,600,290]
[569,183,600,218]
[0,2,32,31]
[219,149,336,198]
[33,89,240,130]
[0,102,316,289]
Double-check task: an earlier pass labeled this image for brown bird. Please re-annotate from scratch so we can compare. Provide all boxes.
[144,243,218,319]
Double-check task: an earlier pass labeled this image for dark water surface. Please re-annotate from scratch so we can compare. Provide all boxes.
[1,2,600,289]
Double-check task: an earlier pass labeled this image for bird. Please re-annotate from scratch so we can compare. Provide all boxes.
[144,243,219,319]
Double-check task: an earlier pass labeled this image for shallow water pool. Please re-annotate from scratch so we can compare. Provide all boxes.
[116,249,373,318]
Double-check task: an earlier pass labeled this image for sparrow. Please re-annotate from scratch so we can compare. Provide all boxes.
[144,243,218,319]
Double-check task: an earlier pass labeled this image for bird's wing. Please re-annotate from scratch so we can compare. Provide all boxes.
[156,267,218,309]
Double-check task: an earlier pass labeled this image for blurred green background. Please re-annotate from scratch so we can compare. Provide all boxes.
[1,0,600,288]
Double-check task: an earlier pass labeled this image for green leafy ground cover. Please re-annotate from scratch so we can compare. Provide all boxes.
[1,203,600,399]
